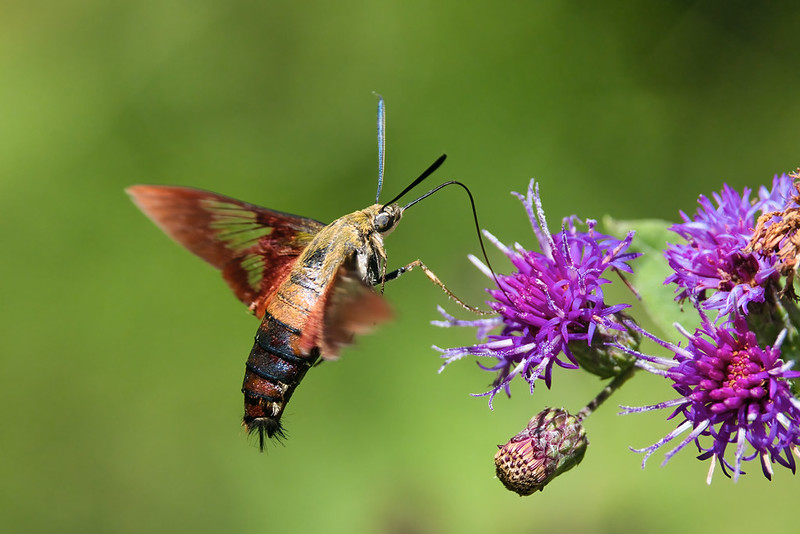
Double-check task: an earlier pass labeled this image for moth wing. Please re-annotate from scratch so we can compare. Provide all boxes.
[299,265,393,360]
[127,185,326,315]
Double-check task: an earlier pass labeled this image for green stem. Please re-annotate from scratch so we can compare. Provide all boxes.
[576,365,637,422]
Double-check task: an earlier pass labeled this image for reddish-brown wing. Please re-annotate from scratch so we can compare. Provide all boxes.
[127,185,325,316]
[299,266,393,359]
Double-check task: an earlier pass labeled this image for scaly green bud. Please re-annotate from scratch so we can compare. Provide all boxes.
[494,408,588,496]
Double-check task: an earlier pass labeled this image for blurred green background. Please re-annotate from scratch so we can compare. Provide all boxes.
[2,2,798,533]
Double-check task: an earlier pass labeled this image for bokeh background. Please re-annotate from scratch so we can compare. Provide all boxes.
[2,2,798,533]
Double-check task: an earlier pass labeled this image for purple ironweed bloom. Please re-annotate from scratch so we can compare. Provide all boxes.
[620,315,800,482]
[665,174,794,318]
[433,180,640,406]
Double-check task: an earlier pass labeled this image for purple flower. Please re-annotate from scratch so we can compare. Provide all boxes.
[759,173,797,212]
[620,315,800,482]
[664,175,794,318]
[433,180,640,406]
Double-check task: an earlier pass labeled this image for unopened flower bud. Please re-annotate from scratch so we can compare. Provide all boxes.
[494,408,588,496]
[569,311,639,379]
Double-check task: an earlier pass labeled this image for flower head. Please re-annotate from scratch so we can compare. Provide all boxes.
[434,180,640,406]
[664,174,795,318]
[620,315,800,482]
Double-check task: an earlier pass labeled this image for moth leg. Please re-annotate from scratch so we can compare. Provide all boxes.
[382,259,493,315]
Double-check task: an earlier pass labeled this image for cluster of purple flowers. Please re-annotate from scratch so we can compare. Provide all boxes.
[646,174,800,481]
[436,174,800,483]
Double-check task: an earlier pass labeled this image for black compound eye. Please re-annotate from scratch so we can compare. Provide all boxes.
[375,211,392,232]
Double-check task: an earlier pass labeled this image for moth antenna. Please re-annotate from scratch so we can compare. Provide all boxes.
[382,154,447,208]
[375,94,386,203]
[402,180,505,315]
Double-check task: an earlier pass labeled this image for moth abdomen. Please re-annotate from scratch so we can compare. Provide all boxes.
[241,310,320,450]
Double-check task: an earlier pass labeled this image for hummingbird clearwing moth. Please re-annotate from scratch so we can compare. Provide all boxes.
[127,98,488,450]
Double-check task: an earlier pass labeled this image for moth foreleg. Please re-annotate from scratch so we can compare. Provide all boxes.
[382,259,493,315]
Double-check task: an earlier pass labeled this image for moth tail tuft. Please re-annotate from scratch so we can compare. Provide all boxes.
[243,417,286,451]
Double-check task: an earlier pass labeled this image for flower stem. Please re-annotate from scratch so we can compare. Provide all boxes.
[576,365,637,422]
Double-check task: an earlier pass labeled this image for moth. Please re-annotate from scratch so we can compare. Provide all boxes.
[127,98,485,449]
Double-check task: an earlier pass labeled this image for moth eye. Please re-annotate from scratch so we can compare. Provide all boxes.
[375,211,392,232]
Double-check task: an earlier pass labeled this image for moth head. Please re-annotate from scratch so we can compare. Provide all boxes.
[374,203,403,235]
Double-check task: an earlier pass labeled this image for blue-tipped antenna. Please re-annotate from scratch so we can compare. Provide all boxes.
[375,95,386,203]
